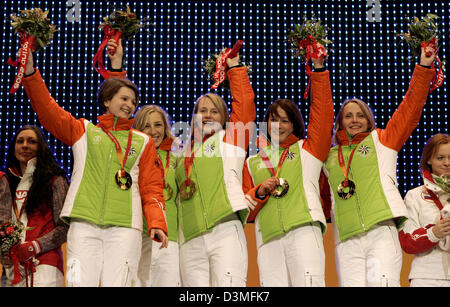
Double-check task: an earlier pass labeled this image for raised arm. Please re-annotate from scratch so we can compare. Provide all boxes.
[225,55,256,150]
[303,45,334,162]
[22,52,85,146]
[378,45,437,152]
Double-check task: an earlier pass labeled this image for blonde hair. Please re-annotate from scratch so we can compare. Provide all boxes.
[133,105,175,140]
[333,98,376,143]
[190,93,229,139]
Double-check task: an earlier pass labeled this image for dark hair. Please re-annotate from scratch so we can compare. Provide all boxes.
[5,126,67,214]
[420,133,450,174]
[97,78,140,114]
[263,99,305,139]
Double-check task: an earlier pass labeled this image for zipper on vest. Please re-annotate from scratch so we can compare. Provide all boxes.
[100,146,114,225]
[347,142,366,232]
[277,199,286,233]
[348,164,366,232]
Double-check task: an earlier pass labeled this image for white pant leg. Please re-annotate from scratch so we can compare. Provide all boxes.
[180,233,210,287]
[285,223,326,287]
[335,234,369,287]
[149,240,181,287]
[364,223,402,287]
[257,237,289,287]
[207,220,248,287]
[65,221,103,287]
[410,278,450,287]
[101,225,141,287]
[336,222,402,287]
[138,233,153,287]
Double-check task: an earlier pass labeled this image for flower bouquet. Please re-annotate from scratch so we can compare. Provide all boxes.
[287,15,332,98]
[94,5,152,78]
[202,40,251,90]
[8,8,58,94]
[0,221,31,257]
[396,13,444,92]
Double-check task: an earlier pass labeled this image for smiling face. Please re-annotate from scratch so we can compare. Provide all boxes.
[15,129,39,172]
[428,143,450,177]
[142,111,166,148]
[341,102,370,137]
[104,86,137,119]
[268,106,294,144]
[195,97,224,135]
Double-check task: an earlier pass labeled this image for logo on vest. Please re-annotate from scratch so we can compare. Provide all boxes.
[92,135,102,144]
[128,146,136,157]
[358,145,371,156]
[203,143,216,156]
[421,191,435,203]
[286,151,296,161]
[15,190,28,201]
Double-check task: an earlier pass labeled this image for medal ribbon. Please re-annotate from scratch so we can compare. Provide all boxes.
[184,134,214,186]
[210,40,244,89]
[421,37,444,93]
[93,25,123,79]
[157,151,171,189]
[259,148,290,178]
[99,123,133,177]
[8,32,35,94]
[338,145,358,187]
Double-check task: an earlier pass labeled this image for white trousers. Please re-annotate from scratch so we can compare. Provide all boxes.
[335,220,402,287]
[256,222,325,287]
[1,264,63,287]
[180,220,248,287]
[65,220,142,287]
[138,234,181,287]
[410,278,450,287]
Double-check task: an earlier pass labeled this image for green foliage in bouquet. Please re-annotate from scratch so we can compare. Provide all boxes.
[286,15,332,62]
[99,5,152,40]
[0,221,32,257]
[10,8,58,53]
[202,48,252,90]
[396,14,441,58]
[434,175,450,202]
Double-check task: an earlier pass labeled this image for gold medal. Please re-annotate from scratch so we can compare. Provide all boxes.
[180,180,196,200]
[337,180,356,200]
[164,183,173,201]
[115,170,132,190]
[271,177,289,199]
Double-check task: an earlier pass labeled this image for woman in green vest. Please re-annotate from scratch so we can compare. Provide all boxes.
[134,105,182,287]
[242,45,334,286]
[175,54,256,286]
[321,44,438,286]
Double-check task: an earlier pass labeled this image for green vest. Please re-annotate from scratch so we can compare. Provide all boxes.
[175,132,248,242]
[247,142,321,244]
[324,134,394,241]
[67,122,145,228]
[143,149,178,242]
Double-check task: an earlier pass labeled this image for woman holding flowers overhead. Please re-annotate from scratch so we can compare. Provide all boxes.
[0,126,68,287]
[321,30,439,286]
[175,43,255,287]
[242,18,333,286]
[399,133,450,287]
[15,7,168,285]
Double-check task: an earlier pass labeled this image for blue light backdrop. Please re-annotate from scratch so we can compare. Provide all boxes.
[0,0,448,195]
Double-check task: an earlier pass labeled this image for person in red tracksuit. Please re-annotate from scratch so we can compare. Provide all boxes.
[399,133,450,287]
[0,126,69,287]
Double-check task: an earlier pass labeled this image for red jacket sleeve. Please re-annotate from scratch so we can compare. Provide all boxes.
[224,66,256,150]
[22,70,86,146]
[378,65,436,151]
[303,71,334,162]
[138,135,168,238]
